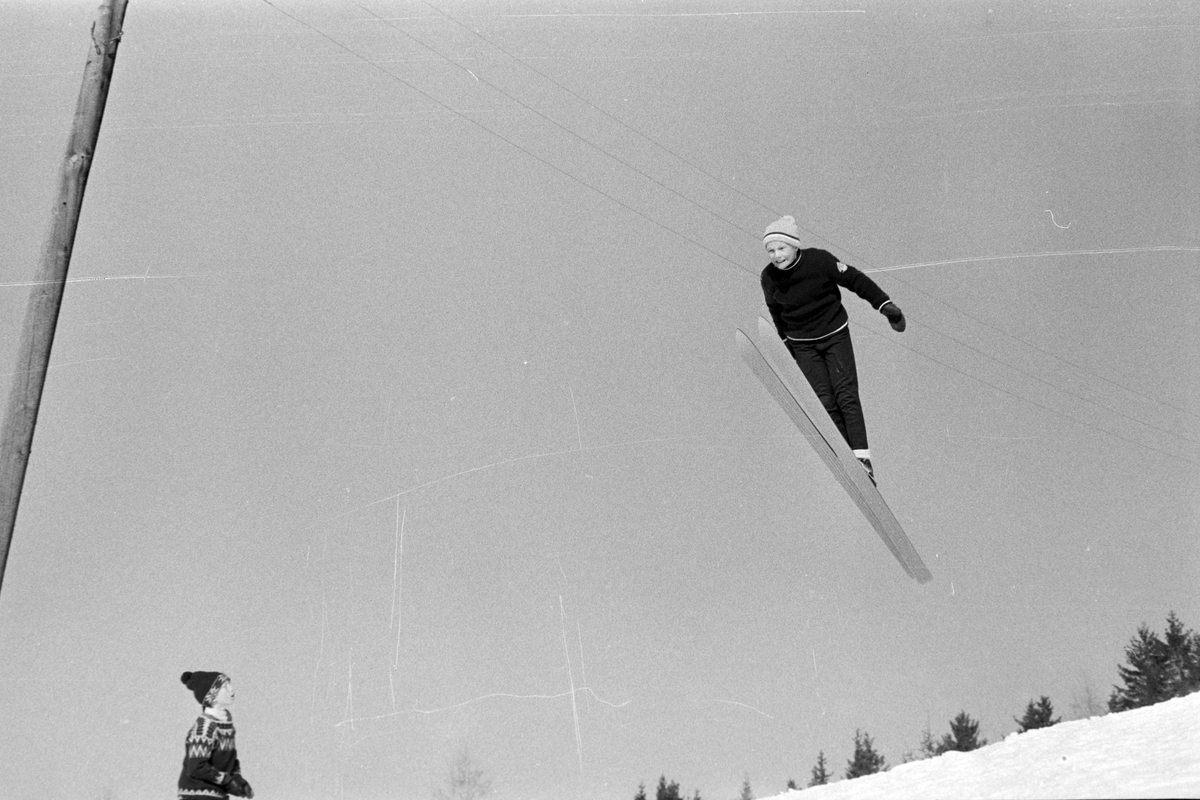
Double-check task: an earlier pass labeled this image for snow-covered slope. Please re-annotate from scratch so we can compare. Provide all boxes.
[763,692,1200,800]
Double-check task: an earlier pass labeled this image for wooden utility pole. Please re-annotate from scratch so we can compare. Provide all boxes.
[0,0,129,596]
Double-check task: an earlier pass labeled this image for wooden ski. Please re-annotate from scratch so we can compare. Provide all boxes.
[737,321,932,583]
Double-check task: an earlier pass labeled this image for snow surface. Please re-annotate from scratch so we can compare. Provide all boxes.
[762,692,1200,800]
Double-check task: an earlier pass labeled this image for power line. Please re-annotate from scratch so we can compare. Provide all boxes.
[418,0,867,258]
[882,263,1200,427]
[416,1,1200,436]
[423,2,783,219]
[254,0,1196,463]
[854,322,1195,465]
[358,1,759,242]
[257,0,757,278]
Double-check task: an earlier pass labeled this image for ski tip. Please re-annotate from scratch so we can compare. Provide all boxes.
[907,560,933,583]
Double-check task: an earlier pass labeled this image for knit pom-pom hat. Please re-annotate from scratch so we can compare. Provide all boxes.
[181,671,228,706]
[763,215,803,249]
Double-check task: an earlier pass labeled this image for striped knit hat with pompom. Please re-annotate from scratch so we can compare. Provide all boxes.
[763,215,803,249]
[181,671,228,706]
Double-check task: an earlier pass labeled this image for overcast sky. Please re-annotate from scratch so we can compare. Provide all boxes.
[1,2,1197,799]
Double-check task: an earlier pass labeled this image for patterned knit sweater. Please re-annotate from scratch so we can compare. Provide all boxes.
[761,248,891,341]
[178,710,242,799]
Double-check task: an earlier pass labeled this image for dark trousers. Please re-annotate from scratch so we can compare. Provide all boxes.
[786,327,868,451]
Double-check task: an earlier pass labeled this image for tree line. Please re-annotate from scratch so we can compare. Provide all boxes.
[631,610,1200,798]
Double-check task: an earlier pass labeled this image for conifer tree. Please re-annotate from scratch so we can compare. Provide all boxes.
[1015,696,1061,732]
[1110,624,1169,711]
[433,750,491,800]
[939,711,987,752]
[737,775,754,800]
[918,725,942,758]
[655,775,682,800]
[808,750,831,786]
[1109,612,1200,712]
[844,730,886,779]
[1162,612,1200,697]
[634,782,647,800]
[786,778,798,789]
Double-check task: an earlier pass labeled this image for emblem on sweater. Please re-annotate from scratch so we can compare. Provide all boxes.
[836,261,848,273]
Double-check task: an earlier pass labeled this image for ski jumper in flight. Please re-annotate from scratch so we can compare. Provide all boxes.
[760,216,906,482]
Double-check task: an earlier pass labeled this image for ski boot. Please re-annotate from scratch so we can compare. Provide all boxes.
[857,457,876,486]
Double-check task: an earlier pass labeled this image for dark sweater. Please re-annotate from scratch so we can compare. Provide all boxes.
[761,248,890,341]
[178,710,241,799]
